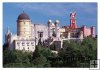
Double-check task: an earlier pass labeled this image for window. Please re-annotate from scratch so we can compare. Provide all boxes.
[28,47,29,49]
[31,42,33,44]
[31,42,34,46]
[22,42,25,44]
[27,42,29,44]
[17,42,20,44]
[22,42,25,46]
[31,42,34,44]
[38,31,43,38]
[17,42,20,46]
[27,42,29,46]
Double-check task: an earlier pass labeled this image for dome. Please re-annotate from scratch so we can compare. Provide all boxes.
[55,20,60,23]
[17,12,30,20]
[48,20,52,23]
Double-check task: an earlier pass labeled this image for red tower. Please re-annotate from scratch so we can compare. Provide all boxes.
[70,12,77,28]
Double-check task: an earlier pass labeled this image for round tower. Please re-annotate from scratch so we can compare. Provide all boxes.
[48,20,52,37]
[55,20,60,37]
[55,20,59,27]
[17,12,32,39]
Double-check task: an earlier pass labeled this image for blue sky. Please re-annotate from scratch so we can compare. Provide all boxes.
[3,2,97,43]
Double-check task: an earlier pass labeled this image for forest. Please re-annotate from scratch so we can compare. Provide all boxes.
[3,36,97,67]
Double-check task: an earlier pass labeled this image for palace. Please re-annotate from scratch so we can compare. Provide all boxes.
[5,12,95,52]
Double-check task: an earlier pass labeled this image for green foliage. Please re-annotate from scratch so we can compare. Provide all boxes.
[3,37,97,67]
[3,50,16,65]
[3,44,52,67]
[32,45,51,67]
[58,37,97,67]
[3,50,33,67]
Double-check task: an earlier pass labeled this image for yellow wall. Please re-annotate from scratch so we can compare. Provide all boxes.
[17,20,32,38]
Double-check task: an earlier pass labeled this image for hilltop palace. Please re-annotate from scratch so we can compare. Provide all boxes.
[5,12,95,52]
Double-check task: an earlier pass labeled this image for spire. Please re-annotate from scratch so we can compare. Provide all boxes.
[7,26,10,34]
[23,10,24,13]
[22,8,24,13]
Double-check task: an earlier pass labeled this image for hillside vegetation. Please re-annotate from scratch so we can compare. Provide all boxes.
[3,36,97,67]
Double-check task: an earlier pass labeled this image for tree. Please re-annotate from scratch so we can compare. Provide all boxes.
[58,37,97,67]
[32,44,51,67]
[3,37,97,67]
[3,49,33,67]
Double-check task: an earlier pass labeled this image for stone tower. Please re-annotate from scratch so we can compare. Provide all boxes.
[17,12,32,39]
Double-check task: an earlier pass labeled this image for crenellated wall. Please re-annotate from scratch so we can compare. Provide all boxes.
[82,26,95,37]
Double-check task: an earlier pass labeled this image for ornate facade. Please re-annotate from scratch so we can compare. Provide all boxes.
[5,12,95,52]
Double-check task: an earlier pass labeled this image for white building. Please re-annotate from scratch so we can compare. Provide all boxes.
[5,12,61,52]
[5,12,86,52]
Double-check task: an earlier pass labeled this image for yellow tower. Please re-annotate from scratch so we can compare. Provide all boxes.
[17,12,32,39]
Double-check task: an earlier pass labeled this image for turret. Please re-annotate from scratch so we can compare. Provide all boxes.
[48,20,52,37]
[55,20,60,37]
[82,25,86,37]
[5,27,12,43]
[17,12,32,39]
[70,12,77,28]
[55,20,59,26]
[91,26,95,37]
[48,19,52,26]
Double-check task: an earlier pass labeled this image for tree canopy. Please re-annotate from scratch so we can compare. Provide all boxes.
[3,37,97,67]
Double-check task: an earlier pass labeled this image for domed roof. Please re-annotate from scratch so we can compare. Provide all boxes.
[17,12,30,20]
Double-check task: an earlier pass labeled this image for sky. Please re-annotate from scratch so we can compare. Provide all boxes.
[3,2,97,43]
